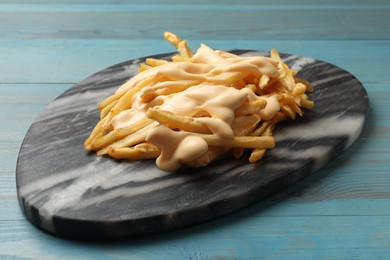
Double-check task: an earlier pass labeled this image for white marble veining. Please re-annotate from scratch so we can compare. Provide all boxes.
[274,115,366,147]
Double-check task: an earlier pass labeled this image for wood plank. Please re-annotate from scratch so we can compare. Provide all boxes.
[1,3,389,10]
[0,84,70,142]
[0,40,389,83]
[1,0,389,6]
[0,5,388,40]
[0,216,390,259]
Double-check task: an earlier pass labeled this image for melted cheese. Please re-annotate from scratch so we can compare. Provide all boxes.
[109,44,283,170]
[146,125,209,171]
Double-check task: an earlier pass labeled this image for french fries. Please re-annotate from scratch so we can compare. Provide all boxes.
[84,32,313,171]
[108,143,160,160]
[146,108,211,134]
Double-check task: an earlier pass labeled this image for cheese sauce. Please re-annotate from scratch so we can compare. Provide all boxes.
[109,44,283,170]
[115,44,278,94]
[146,125,209,171]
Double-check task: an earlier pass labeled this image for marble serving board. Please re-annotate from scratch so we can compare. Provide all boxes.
[16,50,369,239]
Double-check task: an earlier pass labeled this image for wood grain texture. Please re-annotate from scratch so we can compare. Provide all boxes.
[1,0,390,258]
[1,215,390,259]
[1,40,389,84]
[0,5,389,41]
[2,0,390,5]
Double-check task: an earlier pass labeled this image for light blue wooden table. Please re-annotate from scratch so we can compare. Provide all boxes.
[1,1,389,259]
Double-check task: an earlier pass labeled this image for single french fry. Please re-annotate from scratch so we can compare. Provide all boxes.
[146,58,168,67]
[262,123,274,136]
[259,74,270,89]
[92,130,123,152]
[171,55,192,63]
[140,87,157,103]
[207,71,251,85]
[98,91,124,111]
[270,48,282,62]
[164,31,181,48]
[249,149,266,163]
[300,99,314,109]
[178,40,193,58]
[301,93,309,100]
[295,77,313,92]
[100,100,117,119]
[84,115,111,150]
[108,143,160,160]
[293,82,307,96]
[138,63,151,72]
[164,32,193,58]
[146,108,211,134]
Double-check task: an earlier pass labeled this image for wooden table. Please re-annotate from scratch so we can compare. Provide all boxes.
[1,1,389,259]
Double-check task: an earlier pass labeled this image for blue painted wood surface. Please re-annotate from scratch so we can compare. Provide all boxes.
[1,1,389,259]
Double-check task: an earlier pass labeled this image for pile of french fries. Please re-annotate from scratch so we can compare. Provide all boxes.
[84,32,313,170]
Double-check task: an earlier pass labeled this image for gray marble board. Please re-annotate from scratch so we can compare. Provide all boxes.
[16,51,369,239]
